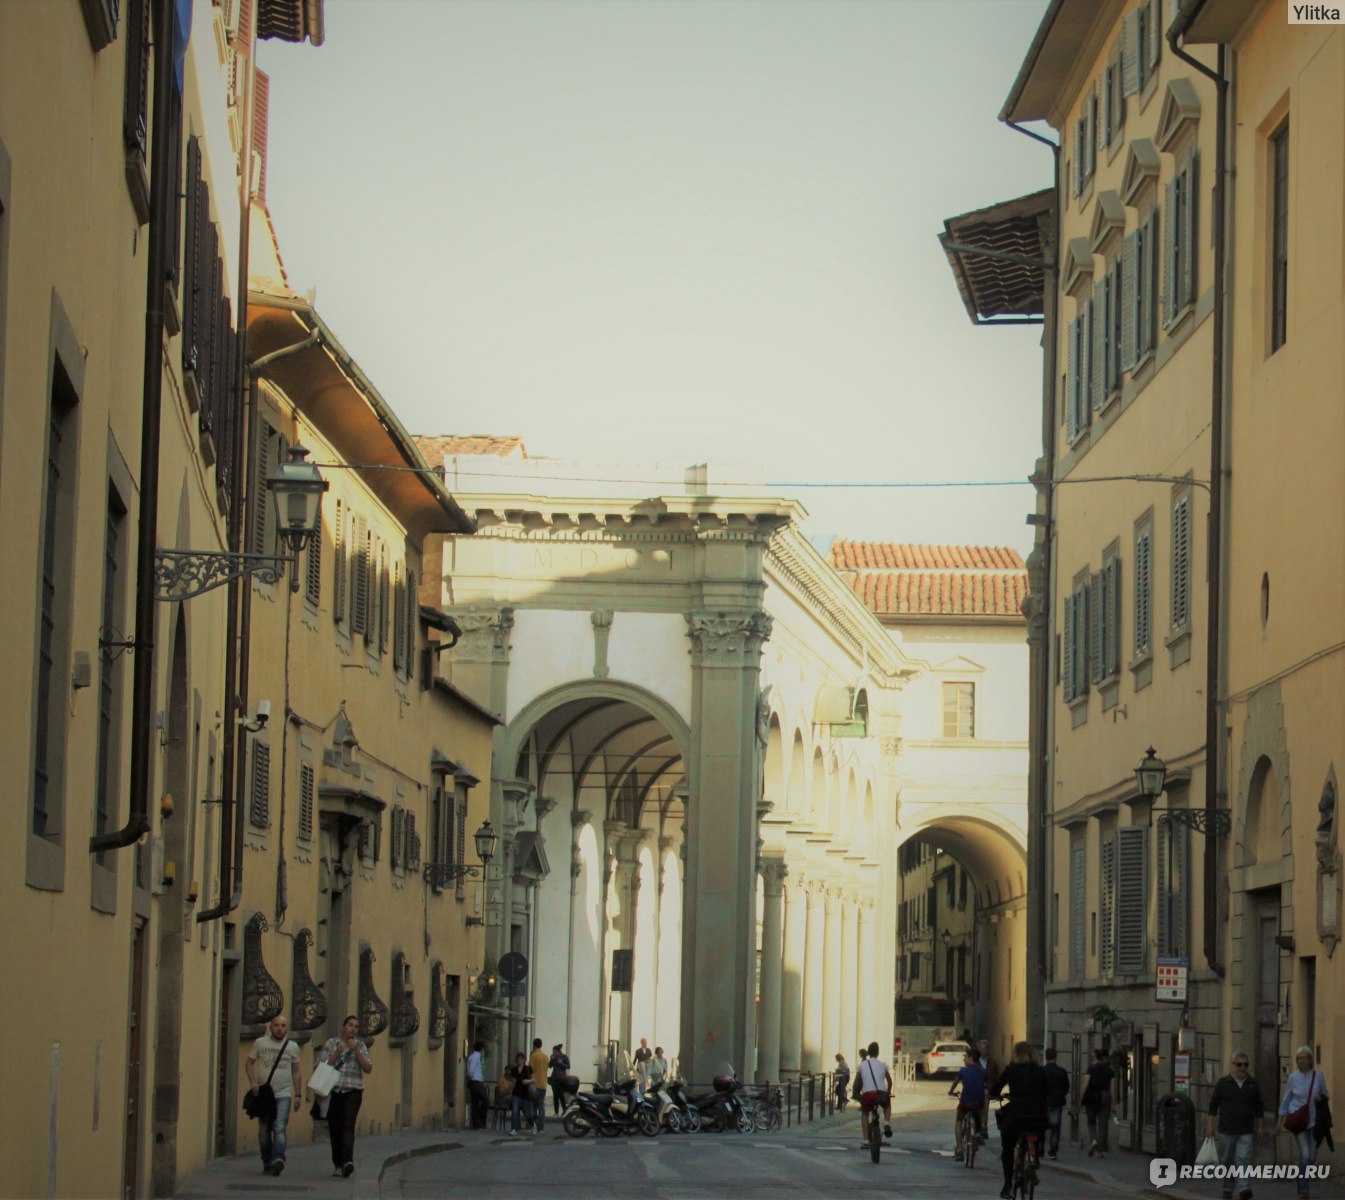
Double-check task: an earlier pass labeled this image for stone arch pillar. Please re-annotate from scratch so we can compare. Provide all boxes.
[758,859,787,1082]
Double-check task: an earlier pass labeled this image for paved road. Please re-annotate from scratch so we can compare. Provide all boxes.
[382,1082,1137,1200]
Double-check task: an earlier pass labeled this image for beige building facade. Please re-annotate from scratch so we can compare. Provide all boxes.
[947,0,1345,1166]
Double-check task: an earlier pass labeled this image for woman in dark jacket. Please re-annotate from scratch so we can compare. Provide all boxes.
[990,1042,1048,1200]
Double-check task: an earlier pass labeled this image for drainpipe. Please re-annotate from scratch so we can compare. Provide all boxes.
[1006,119,1060,1047]
[90,0,178,855]
[1167,30,1229,978]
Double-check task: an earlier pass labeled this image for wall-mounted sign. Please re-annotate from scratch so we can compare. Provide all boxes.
[1156,956,1188,1002]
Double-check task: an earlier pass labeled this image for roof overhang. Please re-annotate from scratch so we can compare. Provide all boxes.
[1170,0,1261,45]
[1000,0,1110,125]
[246,294,475,542]
[256,0,325,45]
[939,189,1054,324]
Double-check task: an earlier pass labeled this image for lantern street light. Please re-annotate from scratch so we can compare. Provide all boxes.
[154,444,329,600]
[1135,747,1168,801]
[424,820,499,889]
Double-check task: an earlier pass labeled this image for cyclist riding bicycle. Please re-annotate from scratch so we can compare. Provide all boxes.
[856,1040,893,1149]
[989,1041,1048,1200]
[949,1045,986,1160]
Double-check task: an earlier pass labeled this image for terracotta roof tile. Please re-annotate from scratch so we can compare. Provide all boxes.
[413,435,527,462]
[839,569,1030,618]
[827,542,1025,571]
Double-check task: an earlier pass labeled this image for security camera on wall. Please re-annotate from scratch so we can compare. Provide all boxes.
[239,700,271,733]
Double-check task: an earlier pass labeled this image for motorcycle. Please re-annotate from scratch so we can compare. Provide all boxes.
[562,1077,659,1138]
[662,1077,702,1133]
[691,1064,752,1133]
[647,1081,683,1132]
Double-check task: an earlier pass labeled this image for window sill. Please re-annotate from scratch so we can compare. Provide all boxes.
[1067,692,1089,728]
[1129,650,1153,692]
[1099,677,1122,711]
[1165,626,1192,669]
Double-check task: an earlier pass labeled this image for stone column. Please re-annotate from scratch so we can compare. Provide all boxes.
[802,883,825,1072]
[858,895,878,1042]
[680,609,772,1083]
[821,885,842,1064]
[757,859,787,1082]
[840,896,859,1059]
[780,874,806,1076]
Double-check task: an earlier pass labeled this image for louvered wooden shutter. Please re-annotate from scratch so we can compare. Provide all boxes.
[1090,573,1105,684]
[1077,579,1090,697]
[1135,529,1152,655]
[305,512,322,606]
[1122,12,1139,95]
[393,564,405,671]
[333,500,347,623]
[1172,496,1191,629]
[252,68,270,202]
[1121,232,1138,371]
[1091,282,1105,410]
[405,569,417,670]
[1162,179,1176,326]
[351,515,369,635]
[249,741,270,828]
[251,424,274,554]
[1106,557,1122,678]
[299,762,315,844]
[1115,826,1148,974]
[455,789,468,899]
[123,0,151,159]
[1181,151,1199,311]
[1063,594,1077,702]
[1070,842,1086,980]
[378,544,390,655]
[1065,317,1079,442]
[1073,122,1082,198]
[1148,0,1162,71]
[408,813,421,871]
[183,137,203,377]
[1100,834,1115,976]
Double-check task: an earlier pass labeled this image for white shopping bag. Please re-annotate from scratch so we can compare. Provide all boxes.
[1195,1135,1219,1167]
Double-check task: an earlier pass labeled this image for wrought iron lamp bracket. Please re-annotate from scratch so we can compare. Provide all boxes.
[154,548,298,601]
[423,861,485,889]
[1156,808,1232,837]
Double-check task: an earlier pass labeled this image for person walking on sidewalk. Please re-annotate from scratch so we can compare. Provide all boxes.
[529,1039,550,1132]
[467,1040,489,1129]
[1082,1047,1115,1157]
[1041,1047,1071,1160]
[1207,1050,1265,1200]
[320,1015,373,1177]
[1276,1046,1329,1200]
[245,1014,301,1177]
[508,1052,537,1134]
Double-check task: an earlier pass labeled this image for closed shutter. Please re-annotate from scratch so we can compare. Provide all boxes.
[1070,842,1086,980]
[1172,495,1191,629]
[1180,151,1199,311]
[351,515,369,635]
[405,569,417,670]
[1122,11,1139,95]
[249,741,270,828]
[1079,298,1093,428]
[1063,595,1076,702]
[1121,231,1138,371]
[250,424,274,555]
[333,499,346,623]
[378,542,390,656]
[1100,834,1115,976]
[1077,579,1090,698]
[1147,0,1163,71]
[1172,819,1190,956]
[455,788,468,899]
[1135,529,1152,656]
[1162,178,1176,326]
[182,138,203,377]
[407,813,421,871]
[305,512,322,606]
[299,762,314,844]
[1110,258,1123,392]
[123,0,151,159]
[1066,317,1079,442]
[393,563,405,671]
[1106,557,1122,677]
[1090,572,1105,684]
[1115,825,1148,974]
[1073,122,1082,198]
[1092,280,1106,410]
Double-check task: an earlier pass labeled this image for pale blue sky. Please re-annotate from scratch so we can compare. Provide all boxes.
[262,0,1050,555]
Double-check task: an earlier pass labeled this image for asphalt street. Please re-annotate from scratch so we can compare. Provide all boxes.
[380,1082,1138,1200]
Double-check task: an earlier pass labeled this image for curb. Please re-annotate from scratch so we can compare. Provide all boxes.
[360,1139,463,1200]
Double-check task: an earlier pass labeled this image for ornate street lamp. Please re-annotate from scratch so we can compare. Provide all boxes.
[423,820,498,889]
[154,444,329,600]
[1135,746,1168,801]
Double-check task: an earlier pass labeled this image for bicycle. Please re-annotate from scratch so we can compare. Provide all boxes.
[1010,1126,1040,1199]
[862,1089,890,1164]
[950,1087,978,1168]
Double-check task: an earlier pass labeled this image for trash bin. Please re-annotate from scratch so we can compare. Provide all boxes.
[1157,1092,1197,1167]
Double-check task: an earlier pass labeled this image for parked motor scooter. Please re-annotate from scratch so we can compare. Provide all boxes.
[563,1077,659,1138]
[663,1077,702,1133]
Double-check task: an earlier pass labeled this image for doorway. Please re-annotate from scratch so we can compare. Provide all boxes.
[1252,891,1281,1155]
[123,921,147,1200]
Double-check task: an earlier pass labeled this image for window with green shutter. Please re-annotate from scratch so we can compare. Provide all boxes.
[298,762,314,845]
[1114,825,1148,975]
[1171,492,1192,632]
[249,741,271,829]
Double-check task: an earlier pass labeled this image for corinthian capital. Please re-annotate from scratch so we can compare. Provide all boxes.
[453,608,515,661]
[685,609,773,666]
[760,858,789,895]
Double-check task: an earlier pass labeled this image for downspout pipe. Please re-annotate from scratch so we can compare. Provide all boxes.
[91,0,178,855]
[1167,28,1228,977]
[1006,118,1060,1046]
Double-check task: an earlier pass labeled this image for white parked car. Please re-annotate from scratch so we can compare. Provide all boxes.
[922,1041,971,1078]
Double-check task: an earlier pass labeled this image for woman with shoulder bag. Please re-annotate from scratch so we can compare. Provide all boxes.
[1277,1046,1330,1199]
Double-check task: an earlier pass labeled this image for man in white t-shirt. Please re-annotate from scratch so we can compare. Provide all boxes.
[856,1040,893,1148]
[246,1014,302,1176]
